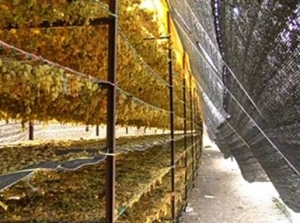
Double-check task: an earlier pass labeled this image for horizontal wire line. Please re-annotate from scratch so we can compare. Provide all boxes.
[0,39,189,121]
[118,19,193,105]
[173,0,264,117]
[0,40,115,87]
[3,3,188,108]
[117,88,171,114]
[0,135,192,191]
[93,1,118,18]
[0,5,198,120]
[118,31,171,88]
[115,137,200,219]
[181,0,221,55]
[1,7,193,119]
[115,167,170,219]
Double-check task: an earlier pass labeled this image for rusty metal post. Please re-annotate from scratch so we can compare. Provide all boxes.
[106,0,118,222]
[167,11,176,222]
[96,125,99,136]
[196,94,201,158]
[193,88,200,166]
[182,53,188,201]
[193,88,198,159]
[29,121,34,140]
[189,73,195,188]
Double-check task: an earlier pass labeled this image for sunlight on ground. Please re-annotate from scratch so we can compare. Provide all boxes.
[203,132,300,222]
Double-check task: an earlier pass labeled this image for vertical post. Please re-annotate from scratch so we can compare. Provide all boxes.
[29,121,34,140]
[167,11,176,222]
[193,88,197,160]
[197,94,201,158]
[106,0,118,222]
[189,73,195,188]
[182,53,188,201]
[193,88,199,163]
[196,93,202,159]
[96,125,99,136]
[196,98,203,159]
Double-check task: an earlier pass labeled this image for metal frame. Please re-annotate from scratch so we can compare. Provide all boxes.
[106,0,118,222]
[96,125,100,136]
[29,121,34,140]
[2,0,203,221]
[189,73,195,188]
[182,53,188,201]
[167,11,176,222]
[193,88,200,167]
[3,17,112,30]
[181,52,200,199]
[195,92,201,159]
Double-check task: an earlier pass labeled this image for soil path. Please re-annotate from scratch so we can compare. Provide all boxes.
[180,145,290,223]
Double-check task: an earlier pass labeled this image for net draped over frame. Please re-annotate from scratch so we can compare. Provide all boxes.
[168,0,300,212]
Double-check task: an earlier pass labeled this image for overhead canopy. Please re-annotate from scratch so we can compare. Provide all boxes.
[168,0,300,212]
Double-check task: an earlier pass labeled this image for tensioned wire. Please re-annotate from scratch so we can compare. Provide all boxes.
[0,40,190,121]
[94,0,282,170]
[114,138,201,221]
[0,134,191,192]
[169,0,265,118]
[0,1,191,119]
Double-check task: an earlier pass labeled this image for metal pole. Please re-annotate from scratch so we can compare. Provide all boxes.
[196,99,203,160]
[193,88,198,160]
[106,0,118,222]
[182,53,188,201]
[29,121,34,140]
[189,73,195,188]
[196,94,202,159]
[197,94,201,159]
[193,88,200,165]
[167,11,176,222]
[96,125,99,136]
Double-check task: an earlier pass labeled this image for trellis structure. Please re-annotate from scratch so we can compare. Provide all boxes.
[0,0,202,222]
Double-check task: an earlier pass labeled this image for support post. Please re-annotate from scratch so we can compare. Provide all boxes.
[189,73,195,188]
[106,0,118,222]
[193,88,200,166]
[96,125,99,136]
[182,53,188,201]
[29,121,34,140]
[167,11,176,222]
[193,88,198,160]
[195,92,202,159]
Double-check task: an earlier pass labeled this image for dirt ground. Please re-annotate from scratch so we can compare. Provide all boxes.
[180,143,291,223]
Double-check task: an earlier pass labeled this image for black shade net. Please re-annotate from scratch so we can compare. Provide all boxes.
[168,0,300,212]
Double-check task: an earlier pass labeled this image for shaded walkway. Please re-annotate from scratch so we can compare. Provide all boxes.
[180,145,290,223]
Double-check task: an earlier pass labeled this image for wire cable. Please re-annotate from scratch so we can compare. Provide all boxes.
[171,2,265,118]
[0,40,189,120]
[193,61,300,177]
[118,31,171,88]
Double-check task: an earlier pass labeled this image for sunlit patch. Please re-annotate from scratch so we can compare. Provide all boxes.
[203,132,300,220]
[233,7,240,16]
[140,0,156,11]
